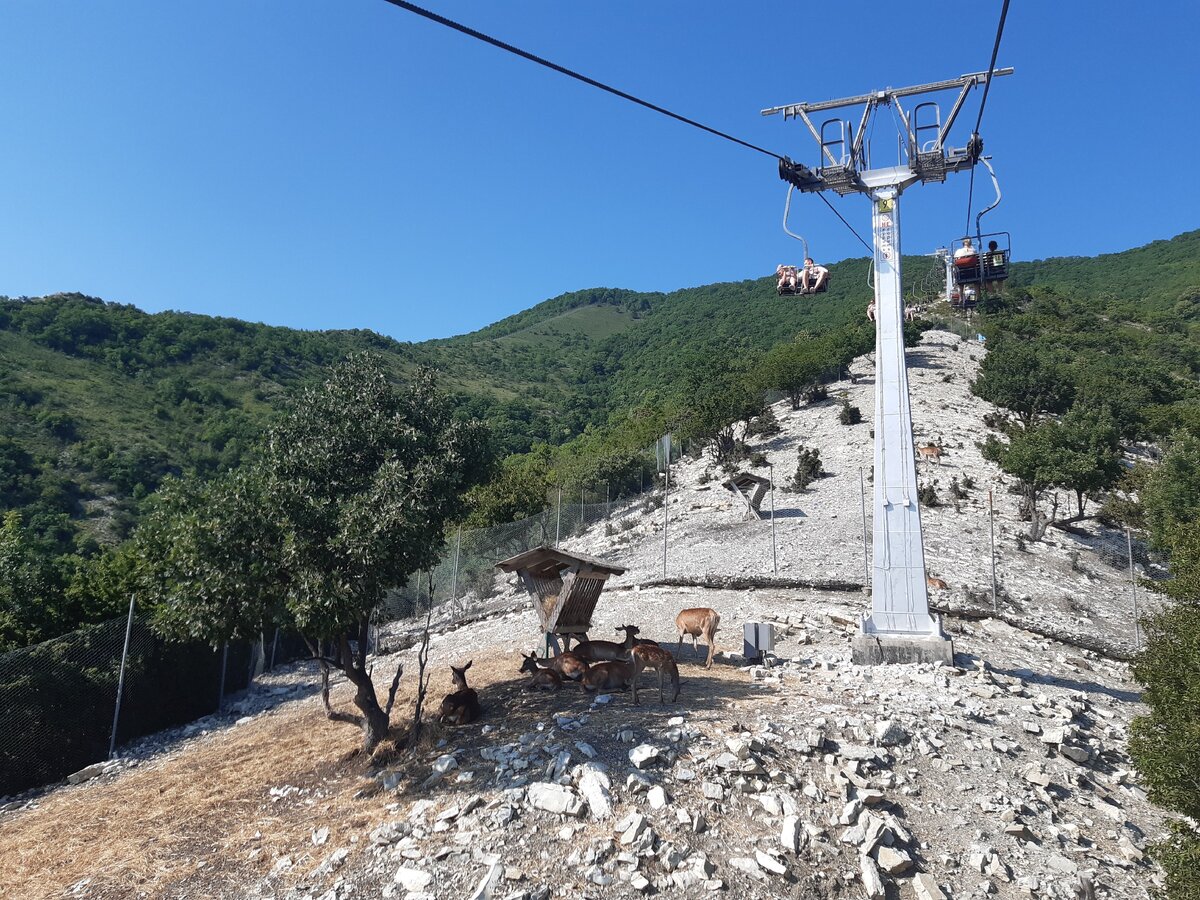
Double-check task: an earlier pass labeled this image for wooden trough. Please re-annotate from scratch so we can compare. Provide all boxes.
[722,471,772,520]
[496,546,627,652]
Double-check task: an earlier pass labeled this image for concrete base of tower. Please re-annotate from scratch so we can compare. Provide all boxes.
[851,615,955,666]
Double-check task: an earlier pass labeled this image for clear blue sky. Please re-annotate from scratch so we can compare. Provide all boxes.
[2,2,1197,341]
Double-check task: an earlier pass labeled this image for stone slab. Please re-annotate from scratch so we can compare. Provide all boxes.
[851,632,955,666]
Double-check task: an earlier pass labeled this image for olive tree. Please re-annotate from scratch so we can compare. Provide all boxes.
[139,355,489,751]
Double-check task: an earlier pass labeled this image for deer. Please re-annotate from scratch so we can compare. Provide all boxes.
[520,649,589,682]
[581,659,634,694]
[631,644,680,704]
[438,661,482,726]
[926,574,949,591]
[518,655,563,692]
[916,444,942,464]
[675,608,720,668]
[573,625,641,663]
[618,624,660,649]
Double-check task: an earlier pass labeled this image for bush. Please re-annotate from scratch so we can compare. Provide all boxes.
[917,482,940,507]
[838,400,863,426]
[749,452,768,468]
[745,406,782,439]
[790,446,824,491]
[806,385,828,404]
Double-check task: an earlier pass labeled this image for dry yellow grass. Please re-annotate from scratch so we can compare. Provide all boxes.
[0,650,761,900]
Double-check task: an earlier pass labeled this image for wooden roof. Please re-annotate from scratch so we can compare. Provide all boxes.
[495,546,627,578]
[721,472,771,491]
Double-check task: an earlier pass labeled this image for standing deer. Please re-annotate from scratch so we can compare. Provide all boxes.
[573,625,640,663]
[631,645,680,704]
[438,661,482,726]
[916,444,942,464]
[520,649,589,682]
[581,659,634,694]
[519,655,563,692]
[675,608,720,668]
[618,624,659,649]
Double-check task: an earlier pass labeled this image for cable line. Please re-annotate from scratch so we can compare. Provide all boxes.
[818,195,873,255]
[380,0,874,255]
[381,0,783,161]
[965,0,1012,235]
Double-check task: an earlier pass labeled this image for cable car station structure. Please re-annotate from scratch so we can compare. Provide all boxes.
[763,68,1011,665]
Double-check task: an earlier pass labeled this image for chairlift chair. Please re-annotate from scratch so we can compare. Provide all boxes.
[776,184,831,296]
[950,230,1010,293]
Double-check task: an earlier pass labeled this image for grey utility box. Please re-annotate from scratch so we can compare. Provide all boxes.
[743,622,775,662]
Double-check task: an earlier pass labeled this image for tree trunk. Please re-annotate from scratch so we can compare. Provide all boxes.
[346,665,390,752]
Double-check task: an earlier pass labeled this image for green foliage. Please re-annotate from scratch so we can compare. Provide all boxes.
[971,337,1075,428]
[1150,821,1200,900]
[744,405,782,438]
[790,446,824,491]
[464,454,552,529]
[0,512,68,651]
[838,398,863,425]
[1143,434,1200,551]
[917,482,940,507]
[759,339,825,410]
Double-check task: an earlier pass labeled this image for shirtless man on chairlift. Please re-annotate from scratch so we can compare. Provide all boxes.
[798,258,829,294]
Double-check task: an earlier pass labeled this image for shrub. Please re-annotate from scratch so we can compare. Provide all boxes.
[790,446,824,491]
[749,452,768,468]
[838,400,863,426]
[917,482,940,507]
[745,406,782,438]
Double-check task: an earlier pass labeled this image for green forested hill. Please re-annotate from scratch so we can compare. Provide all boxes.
[1,229,1198,560]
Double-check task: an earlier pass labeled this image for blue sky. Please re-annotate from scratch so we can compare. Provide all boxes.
[1,2,1196,341]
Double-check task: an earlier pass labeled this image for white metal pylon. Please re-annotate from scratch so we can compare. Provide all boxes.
[763,69,1013,663]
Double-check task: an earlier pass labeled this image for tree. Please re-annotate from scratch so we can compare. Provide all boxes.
[971,339,1074,428]
[759,340,825,411]
[1130,519,1200,900]
[1044,406,1123,517]
[677,356,761,467]
[140,355,489,751]
[1142,433,1200,551]
[0,512,66,651]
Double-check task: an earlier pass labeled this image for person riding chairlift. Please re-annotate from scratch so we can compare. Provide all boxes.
[953,238,979,270]
[775,264,799,293]
[798,258,829,294]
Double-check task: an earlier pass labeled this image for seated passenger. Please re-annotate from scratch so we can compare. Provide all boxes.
[866,300,876,322]
[775,264,799,293]
[983,240,1006,293]
[799,258,830,293]
[953,238,979,269]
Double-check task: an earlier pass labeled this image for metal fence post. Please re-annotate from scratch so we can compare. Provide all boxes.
[555,486,562,547]
[606,484,611,520]
[769,463,778,576]
[217,642,229,712]
[859,467,870,588]
[988,491,999,615]
[108,594,137,759]
[451,525,462,606]
[663,466,669,577]
[1127,526,1142,650]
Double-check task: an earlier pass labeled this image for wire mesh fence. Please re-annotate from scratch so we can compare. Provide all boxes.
[0,613,292,797]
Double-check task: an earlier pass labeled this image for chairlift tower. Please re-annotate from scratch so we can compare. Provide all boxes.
[763,68,1011,665]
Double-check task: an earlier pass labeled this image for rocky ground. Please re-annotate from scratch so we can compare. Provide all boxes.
[0,330,1166,900]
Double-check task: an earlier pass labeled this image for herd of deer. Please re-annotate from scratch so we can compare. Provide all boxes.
[438,607,721,725]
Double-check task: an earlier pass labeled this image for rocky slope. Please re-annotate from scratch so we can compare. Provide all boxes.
[0,330,1165,900]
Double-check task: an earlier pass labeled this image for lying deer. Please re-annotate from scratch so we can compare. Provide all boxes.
[573,625,641,663]
[518,655,562,692]
[631,644,680,704]
[520,649,589,682]
[916,444,942,464]
[438,661,482,726]
[675,608,720,668]
[926,574,949,591]
[619,624,659,649]
[581,659,633,694]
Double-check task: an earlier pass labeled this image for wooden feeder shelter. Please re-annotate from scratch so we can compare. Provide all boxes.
[496,546,626,650]
[722,471,772,520]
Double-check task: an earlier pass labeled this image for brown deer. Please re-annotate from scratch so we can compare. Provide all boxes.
[581,659,634,694]
[520,649,589,682]
[520,660,562,692]
[926,574,949,591]
[438,661,482,726]
[573,625,640,663]
[675,608,720,668]
[618,624,660,649]
[631,645,680,704]
[916,444,942,464]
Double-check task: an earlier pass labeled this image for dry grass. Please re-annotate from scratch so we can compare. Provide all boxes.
[0,647,765,900]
